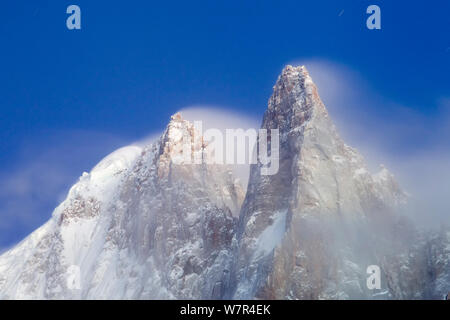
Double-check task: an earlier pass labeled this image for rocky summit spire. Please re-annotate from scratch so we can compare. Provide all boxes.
[232,66,410,299]
[0,112,243,299]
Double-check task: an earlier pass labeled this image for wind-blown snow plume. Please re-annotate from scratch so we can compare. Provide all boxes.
[0,66,448,300]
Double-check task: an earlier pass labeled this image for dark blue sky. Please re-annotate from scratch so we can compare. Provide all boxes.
[0,0,449,248]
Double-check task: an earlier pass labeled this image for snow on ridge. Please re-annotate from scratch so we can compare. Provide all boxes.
[253,210,287,259]
[91,145,142,178]
[1,66,448,300]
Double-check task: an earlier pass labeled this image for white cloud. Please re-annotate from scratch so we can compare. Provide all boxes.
[290,59,450,226]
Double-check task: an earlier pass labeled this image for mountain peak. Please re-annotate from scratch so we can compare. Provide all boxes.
[275,64,318,99]
[164,112,195,144]
[263,65,326,135]
[2,66,445,301]
[158,114,202,168]
[281,64,308,76]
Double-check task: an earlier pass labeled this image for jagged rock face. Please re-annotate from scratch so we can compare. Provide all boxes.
[0,66,448,300]
[107,115,243,299]
[0,114,243,299]
[232,65,415,299]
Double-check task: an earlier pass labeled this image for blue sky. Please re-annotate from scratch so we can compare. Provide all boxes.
[0,0,449,249]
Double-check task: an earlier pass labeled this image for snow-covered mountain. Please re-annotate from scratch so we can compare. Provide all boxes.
[230,65,449,299]
[0,66,448,299]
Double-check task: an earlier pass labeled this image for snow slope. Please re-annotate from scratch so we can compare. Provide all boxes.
[231,65,449,299]
[0,66,448,300]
